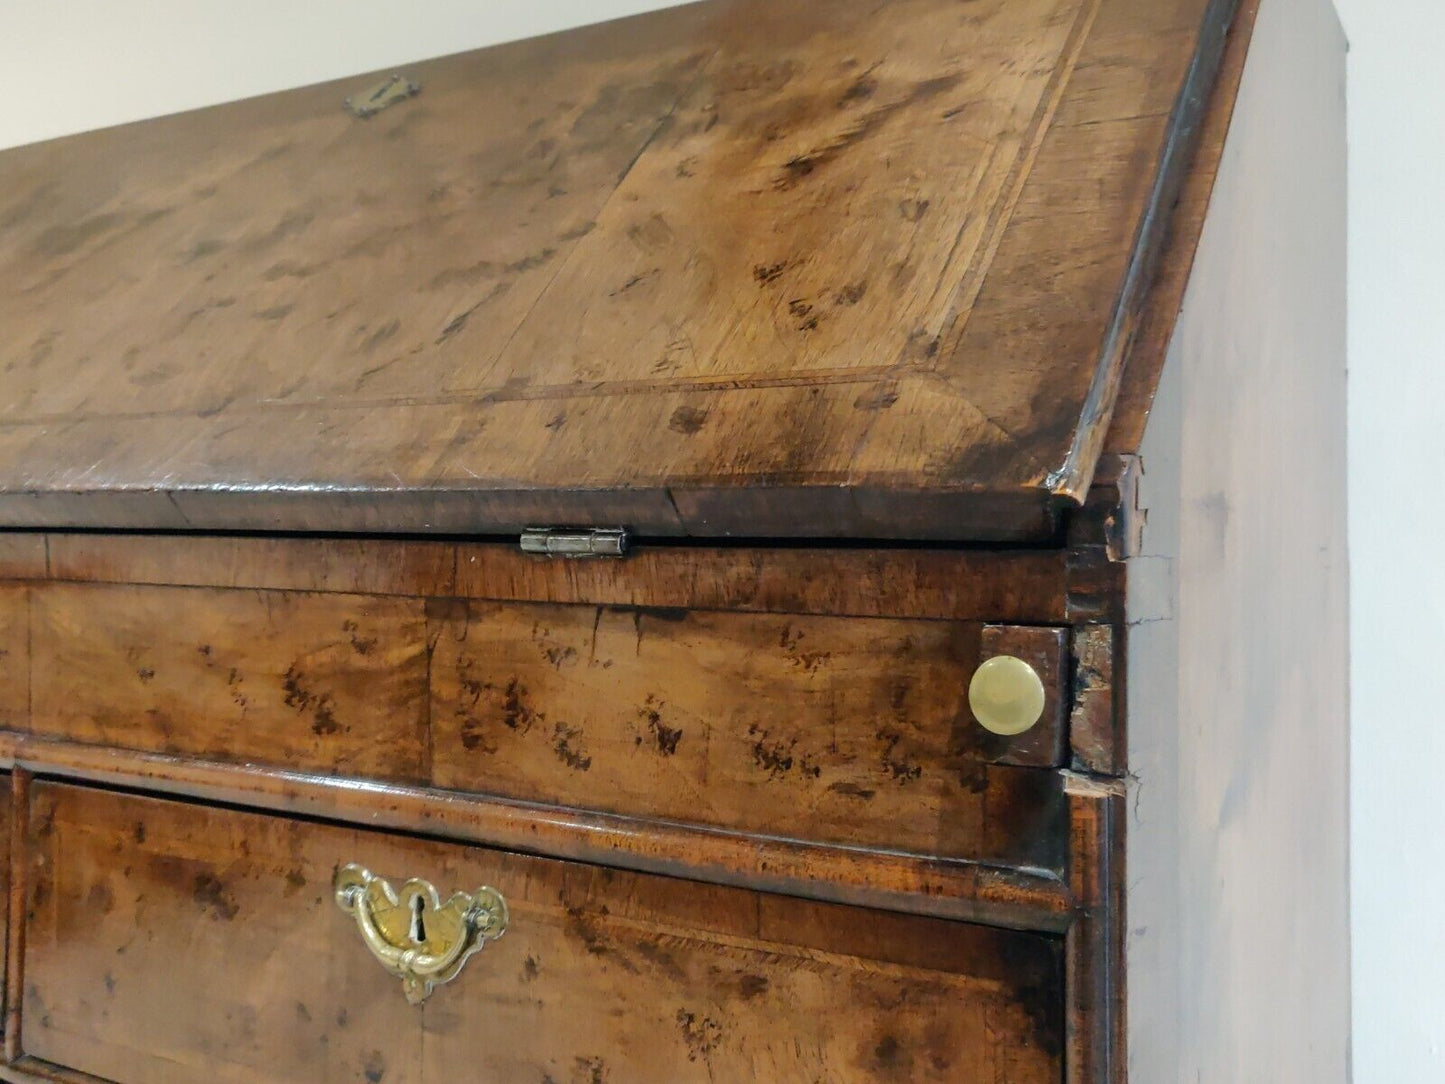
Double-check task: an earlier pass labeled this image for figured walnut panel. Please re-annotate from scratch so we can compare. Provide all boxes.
[22,783,1065,1084]
[13,579,1067,872]
[0,0,1234,538]
[0,590,26,730]
[44,534,459,598]
[26,584,427,782]
[429,600,1068,865]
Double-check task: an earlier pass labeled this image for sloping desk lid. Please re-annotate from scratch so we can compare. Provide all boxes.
[0,0,1236,541]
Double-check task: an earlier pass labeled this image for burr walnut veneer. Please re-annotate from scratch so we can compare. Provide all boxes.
[0,0,1347,1080]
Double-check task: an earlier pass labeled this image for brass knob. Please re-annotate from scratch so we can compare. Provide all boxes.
[334,864,508,1004]
[969,655,1046,736]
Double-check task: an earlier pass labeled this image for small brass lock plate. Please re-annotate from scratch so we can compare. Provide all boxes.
[345,74,420,119]
[334,864,507,1004]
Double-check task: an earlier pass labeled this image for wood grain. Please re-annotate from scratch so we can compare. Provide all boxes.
[430,601,1069,861]
[0,0,1237,539]
[1106,0,1261,456]
[22,782,1066,1083]
[0,771,10,1052]
[33,532,1071,623]
[0,590,25,731]
[27,584,428,781]
[0,732,1073,933]
[0,538,46,582]
[1068,624,1121,775]
[0,1058,103,1084]
[1063,773,1125,1084]
[4,771,25,1063]
[13,578,1070,874]
[978,624,1070,767]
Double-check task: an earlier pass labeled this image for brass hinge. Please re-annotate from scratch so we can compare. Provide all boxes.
[519,527,630,559]
[344,74,420,119]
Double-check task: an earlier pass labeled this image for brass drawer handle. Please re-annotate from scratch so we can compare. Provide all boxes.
[333,864,508,1004]
[969,654,1046,736]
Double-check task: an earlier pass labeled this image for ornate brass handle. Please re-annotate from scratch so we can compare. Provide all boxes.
[333,864,508,1004]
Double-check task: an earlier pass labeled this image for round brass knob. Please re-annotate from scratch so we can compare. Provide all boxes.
[969,655,1046,736]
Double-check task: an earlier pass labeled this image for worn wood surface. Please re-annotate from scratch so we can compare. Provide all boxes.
[0,1057,106,1083]
[0,539,45,583]
[0,0,1235,539]
[4,772,25,1063]
[430,600,1069,855]
[31,532,1073,623]
[14,580,1067,867]
[0,771,10,1051]
[0,733,1073,932]
[1107,0,1260,456]
[1124,0,1350,1076]
[22,782,1065,1083]
[1063,773,1125,1084]
[28,584,429,782]
[978,624,1070,767]
[0,591,25,732]
[1068,624,1121,775]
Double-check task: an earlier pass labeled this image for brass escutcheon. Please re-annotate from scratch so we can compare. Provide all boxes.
[333,864,508,1004]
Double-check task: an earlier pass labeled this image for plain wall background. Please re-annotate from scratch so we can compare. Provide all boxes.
[0,1,1439,1079]
[1331,1,1445,1080]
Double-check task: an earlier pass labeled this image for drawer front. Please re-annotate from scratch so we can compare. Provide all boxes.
[0,586,24,729]
[21,783,1065,1084]
[427,598,1068,859]
[18,582,1070,868]
[28,583,429,781]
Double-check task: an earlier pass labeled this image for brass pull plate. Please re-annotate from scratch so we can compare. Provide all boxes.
[334,864,508,1003]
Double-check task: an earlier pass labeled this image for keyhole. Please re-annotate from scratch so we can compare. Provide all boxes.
[409,895,427,945]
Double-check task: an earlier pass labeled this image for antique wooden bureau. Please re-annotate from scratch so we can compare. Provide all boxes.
[0,0,1347,1080]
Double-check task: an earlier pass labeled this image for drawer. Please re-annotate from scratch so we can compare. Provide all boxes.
[23,583,430,780]
[19,783,1065,1084]
[14,582,1072,868]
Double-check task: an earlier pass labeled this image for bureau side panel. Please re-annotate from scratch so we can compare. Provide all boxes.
[1124,0,1349,1078]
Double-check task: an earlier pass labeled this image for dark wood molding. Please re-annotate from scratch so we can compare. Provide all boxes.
[0,734,1075,934]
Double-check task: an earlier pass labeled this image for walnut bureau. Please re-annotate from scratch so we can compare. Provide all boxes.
[0,0,1348,1080]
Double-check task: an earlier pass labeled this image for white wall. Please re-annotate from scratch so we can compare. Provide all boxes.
[0,0,682,148]
[1331,2,1445,1081]
[1,1,1441,1079]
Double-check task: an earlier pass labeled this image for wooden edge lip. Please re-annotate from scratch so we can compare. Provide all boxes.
[1061,771,1126,801]
[0,733,1077,934]
[2,771,27,1067]
[1063,774,1124,1083]
[5,530,1075,625]
[0,1056,103,1084]
[0,486,1063,545]
[1104,0,1263,458]
[1046,0,1243,507]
